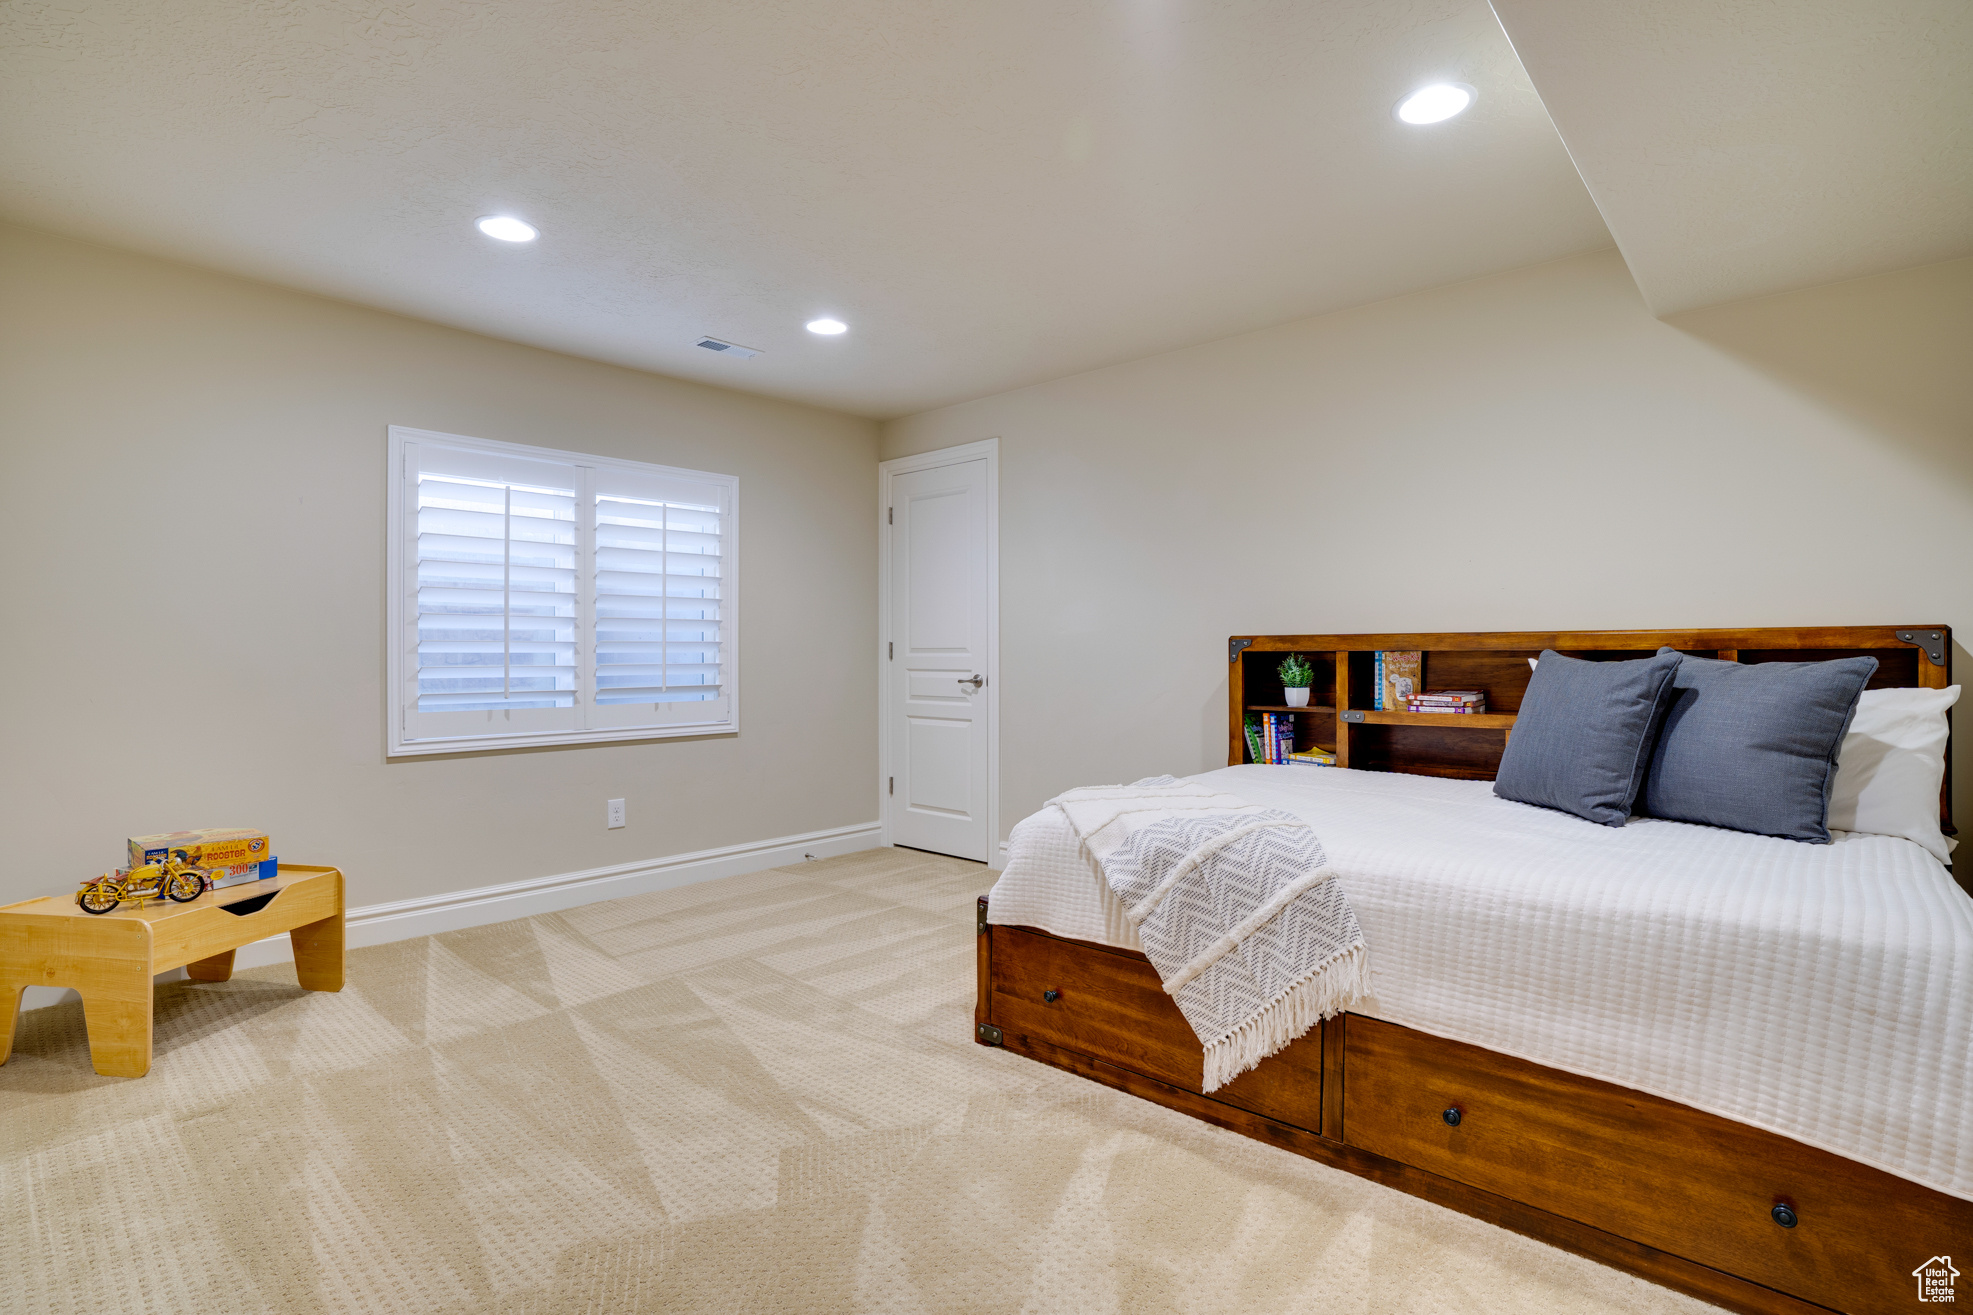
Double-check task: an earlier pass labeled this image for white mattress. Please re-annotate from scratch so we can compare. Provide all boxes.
[989,764,1973,1201]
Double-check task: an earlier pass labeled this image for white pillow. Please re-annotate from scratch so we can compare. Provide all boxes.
[1827,685,1959,863]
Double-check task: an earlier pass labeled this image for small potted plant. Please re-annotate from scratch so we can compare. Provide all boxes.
[1278,653,1315,707]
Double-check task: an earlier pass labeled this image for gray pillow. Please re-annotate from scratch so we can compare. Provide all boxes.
[1493,649,1683,827]
[1638,649,1877,843]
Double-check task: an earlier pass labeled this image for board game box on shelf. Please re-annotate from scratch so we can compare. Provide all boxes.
[127,828,275,890]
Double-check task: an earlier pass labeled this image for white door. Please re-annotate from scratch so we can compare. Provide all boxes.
[886,458,991,860]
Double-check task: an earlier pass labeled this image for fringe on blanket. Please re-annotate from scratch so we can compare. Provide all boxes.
[1199,941,1370,1093]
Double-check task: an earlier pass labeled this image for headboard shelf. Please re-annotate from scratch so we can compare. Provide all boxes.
[1348,710,1519,730]
[1228,626,1952,830]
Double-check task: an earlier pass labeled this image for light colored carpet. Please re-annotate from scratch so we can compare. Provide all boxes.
[0,848,1716,1314]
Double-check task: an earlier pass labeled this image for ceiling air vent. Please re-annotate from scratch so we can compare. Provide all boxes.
[695,336,762,359]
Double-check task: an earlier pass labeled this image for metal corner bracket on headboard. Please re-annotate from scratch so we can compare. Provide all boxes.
[1896,628,1948,666]
[1229,637,1253,663]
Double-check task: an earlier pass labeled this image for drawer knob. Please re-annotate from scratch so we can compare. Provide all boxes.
[1442,1107,1462,1127]
[1771,1204,1798,1229]
[1043,989,1060,1003]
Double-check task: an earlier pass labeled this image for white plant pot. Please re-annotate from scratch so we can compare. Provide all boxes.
[1283,687,1311,707]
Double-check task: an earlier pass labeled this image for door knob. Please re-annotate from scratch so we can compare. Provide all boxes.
[959,674,985,691]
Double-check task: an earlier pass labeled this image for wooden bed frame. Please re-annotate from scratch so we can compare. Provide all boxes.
[976,627,1965,1315]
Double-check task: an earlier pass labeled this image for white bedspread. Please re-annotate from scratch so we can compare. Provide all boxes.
[989,764,1973,1201]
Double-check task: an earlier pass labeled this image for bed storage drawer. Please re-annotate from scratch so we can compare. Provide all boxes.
[992,926,1201,1087]
[989,926,1324,1131]
[1343,1015,1968,1314]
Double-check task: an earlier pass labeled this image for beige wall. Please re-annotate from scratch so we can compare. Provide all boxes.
[883,248,1973,872]
[0,224,879,910]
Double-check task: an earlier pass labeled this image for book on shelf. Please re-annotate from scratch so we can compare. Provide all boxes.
[1252,711,1285,765]
[1288,746,1337,767]
[1374,651,1422,711]
[1261,711,1295,764]
[1405,688,1487,714]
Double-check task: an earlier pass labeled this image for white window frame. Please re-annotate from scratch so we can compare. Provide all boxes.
[386,425,739,757]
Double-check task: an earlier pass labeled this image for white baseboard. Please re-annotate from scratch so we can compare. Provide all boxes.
[17,821,882,1015]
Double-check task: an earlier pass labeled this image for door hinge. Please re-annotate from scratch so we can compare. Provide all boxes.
[888,506,893,524]
[976,1023,1003,1046]
[889,776,894,796]
[888,641,893,660]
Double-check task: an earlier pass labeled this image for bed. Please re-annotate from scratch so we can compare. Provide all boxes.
[974,627,1969,1315]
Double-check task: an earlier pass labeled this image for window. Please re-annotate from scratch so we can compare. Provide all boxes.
[386,426,737,755]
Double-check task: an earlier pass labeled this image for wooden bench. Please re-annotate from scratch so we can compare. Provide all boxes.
[0,863,344,1077]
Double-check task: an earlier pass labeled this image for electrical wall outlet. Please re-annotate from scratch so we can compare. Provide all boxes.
[607,798,626,829]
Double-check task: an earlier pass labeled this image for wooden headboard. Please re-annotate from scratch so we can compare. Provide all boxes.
[1227,626,1953,832]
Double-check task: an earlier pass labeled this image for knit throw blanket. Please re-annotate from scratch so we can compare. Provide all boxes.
[1052,776,1368,1092]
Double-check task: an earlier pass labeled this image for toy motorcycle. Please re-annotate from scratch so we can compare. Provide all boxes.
[75,853,208,915]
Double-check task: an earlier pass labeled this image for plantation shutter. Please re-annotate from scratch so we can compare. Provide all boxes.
[389,427,736,754]
[588,465,733,732]
[401,439,584,744]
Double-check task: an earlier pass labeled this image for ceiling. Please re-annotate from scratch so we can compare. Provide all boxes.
[0,1,1610,418]
[8,3,1961,417]
[1493,0,1973,316]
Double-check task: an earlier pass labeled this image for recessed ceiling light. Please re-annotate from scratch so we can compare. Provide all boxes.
[805,318,848,336]
[1395,83,1475,125]
[475,215,538,242]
